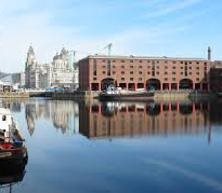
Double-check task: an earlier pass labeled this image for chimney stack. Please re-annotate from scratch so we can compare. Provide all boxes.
[208,46,211,61]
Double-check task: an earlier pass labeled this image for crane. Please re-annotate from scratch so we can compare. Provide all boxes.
[103,43,112,56]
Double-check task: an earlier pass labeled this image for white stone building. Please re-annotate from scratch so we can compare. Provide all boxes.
[25,46,78,90]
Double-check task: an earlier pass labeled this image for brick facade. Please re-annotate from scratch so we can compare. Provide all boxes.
[78,55,211,92]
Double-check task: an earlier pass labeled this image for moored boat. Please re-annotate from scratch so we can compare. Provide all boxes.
[99,85,154,101]
[0,108,28,164]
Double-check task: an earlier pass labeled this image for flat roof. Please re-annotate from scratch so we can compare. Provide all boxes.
[83,54,209,61]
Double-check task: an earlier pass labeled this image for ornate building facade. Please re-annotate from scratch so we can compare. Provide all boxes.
[25,46,78,89]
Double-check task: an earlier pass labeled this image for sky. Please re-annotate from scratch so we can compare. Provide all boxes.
[0,0,222,72]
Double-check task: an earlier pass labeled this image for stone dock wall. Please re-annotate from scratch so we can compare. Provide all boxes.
[0,92,29,98]
[50,90,216,101]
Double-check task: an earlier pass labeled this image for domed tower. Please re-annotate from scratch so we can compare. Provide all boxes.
[25,45,38,88]
[25,45,37,68]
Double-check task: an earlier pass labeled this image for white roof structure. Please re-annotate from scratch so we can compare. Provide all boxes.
[0,108,12,132]
[0,108,12,115]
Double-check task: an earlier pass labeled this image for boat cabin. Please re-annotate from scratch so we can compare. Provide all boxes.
[0,108,14,141]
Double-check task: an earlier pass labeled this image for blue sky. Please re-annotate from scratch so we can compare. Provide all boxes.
[0,0,221,72]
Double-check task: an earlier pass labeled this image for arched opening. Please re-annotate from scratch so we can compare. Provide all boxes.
[202,83,208,91]
[101,78,115,91]
[101,102,116,117]
[137,83,144,89]
[179,103,193,115]
[119,83,127,89]
[128,83,135,91]
[146,103,161,116]
[146,79,161,91]
[179,79,193,90]
[91,83,99,91]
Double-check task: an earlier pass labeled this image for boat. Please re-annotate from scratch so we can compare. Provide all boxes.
[98,85,154,101]
[0,108,28,164]
[0,157,27,192]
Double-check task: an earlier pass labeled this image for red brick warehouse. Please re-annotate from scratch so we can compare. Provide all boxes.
[78,48,212,92]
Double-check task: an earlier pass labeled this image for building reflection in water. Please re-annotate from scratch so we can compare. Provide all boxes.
[25,100,79,136]
[2,98,222,142]
[79,101,212,142]
[0,99,79,136]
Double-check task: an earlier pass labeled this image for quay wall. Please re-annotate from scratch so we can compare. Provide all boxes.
[51,91,100,100]
[0,92,29,98]
[50,90,216,101]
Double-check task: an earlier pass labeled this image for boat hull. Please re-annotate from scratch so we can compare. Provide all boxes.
[0,146,28,165]
[99,92,154,101]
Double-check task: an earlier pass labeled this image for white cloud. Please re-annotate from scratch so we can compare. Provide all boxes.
[0,0,208,72]
[144,0,203,18]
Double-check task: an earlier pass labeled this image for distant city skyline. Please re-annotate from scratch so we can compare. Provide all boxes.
[0,0,221,72]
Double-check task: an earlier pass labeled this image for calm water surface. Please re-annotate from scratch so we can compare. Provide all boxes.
[1,98,222,193]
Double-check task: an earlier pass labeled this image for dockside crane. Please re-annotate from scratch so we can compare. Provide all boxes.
[103,43,112,56]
